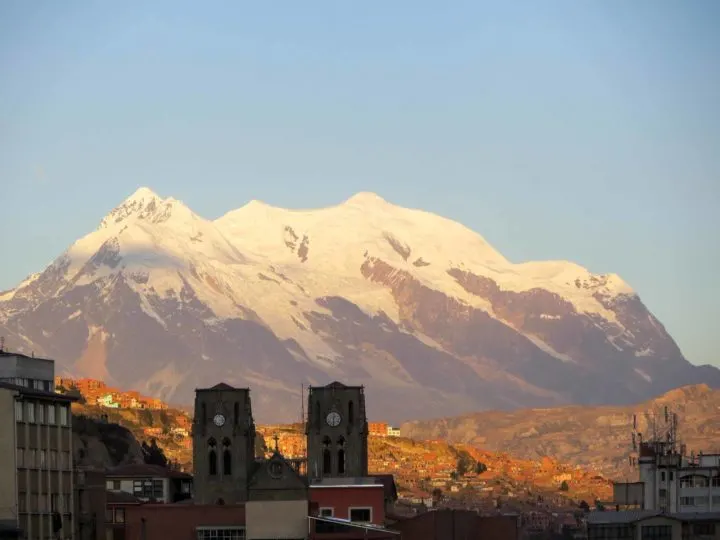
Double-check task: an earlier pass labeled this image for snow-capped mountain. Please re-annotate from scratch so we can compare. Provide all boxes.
[1,187,717,422]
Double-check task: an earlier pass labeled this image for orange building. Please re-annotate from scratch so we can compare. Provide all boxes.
[369,422,389,437]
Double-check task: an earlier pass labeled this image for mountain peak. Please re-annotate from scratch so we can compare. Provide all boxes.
[99,187,176,229]
[343,191,388,207]
[125,186,162,204]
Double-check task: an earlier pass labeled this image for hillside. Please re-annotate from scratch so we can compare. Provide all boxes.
[401,384,720,479]
[2,187,717,422]
[64,381,611,509]
[256,424,611,509]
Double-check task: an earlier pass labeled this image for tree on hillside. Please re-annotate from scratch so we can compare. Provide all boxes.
[142,439,168,467]
[579,500,590,513]
[139,409,154,427]
[456,450,475,476]
[431,488,443,503]
[475,461,487,475]
[560,480,569,492]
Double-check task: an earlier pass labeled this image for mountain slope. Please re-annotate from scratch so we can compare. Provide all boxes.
[401,384,720,479]
[1,187,717,422]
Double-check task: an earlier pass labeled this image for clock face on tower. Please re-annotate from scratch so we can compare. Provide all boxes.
[213,414,226,427]
[326,411,342,427]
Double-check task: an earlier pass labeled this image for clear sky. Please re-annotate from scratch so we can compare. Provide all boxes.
[1,1,718,367]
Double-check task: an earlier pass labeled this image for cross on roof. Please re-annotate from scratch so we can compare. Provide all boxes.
[273,433,280,452]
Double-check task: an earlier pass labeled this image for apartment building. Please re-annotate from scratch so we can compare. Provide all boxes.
[0,379,77,540]
[635,443,720,513]
[0,351,55,392]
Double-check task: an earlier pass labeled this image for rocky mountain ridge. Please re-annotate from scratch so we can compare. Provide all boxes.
[1,187,717,422]
[401,384,720,479]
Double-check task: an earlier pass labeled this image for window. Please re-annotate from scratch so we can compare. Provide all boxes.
[208,438,218,476]
[132,479,164,500]
[115,508,125,523]
[196,527,246,539]
[49,450,57,469]
[15,401,23,421]
[47,404,56,424]
[315,401,321,430]
[322,449,331,475]
[338,449,345,475]
[59,405,68,426]
[234,402,239,425]
[27,449,36,468]
[642,525,672,540]
[223,438,232,475]
[39,449,46,468]
[349,507,372,523]
[661,471,665,481]
[39,494,48,512]
[33,379,43,390]
[694,524,715,536]
[51,494,60,512]
[348,400,354,425]
[105,508,113,523]
[680,475,709,488]
[319,508,334,517]
[37,403,45,424]
[712,476,720,487]
[17,448,24,467]
[113,480,121,490]
[669,472,674,481]
[26,402,35,423]
[18,493,26,513]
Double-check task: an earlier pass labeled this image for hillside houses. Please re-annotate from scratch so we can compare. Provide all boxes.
[55,377,169,410]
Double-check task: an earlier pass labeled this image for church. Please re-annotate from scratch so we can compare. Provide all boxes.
[189,380,399,539]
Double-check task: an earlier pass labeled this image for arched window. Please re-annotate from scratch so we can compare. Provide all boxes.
[348,401,354,425]
[223,438,232,475]
[208,438,217,476]
[315,401,321,430]
[337,436,346,475]
[322,435,332,475]
[202,403,207,421]
[234,402,239,426]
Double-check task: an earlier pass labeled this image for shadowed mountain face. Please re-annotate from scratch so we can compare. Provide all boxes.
[1,188,717,423]
[400,385,720,479]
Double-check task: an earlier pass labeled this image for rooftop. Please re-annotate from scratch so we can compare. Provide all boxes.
[587,511,720,525]
[0,381,77,402]
[106,463,192,479]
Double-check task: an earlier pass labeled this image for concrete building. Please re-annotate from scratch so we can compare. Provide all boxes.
[586,510,720,540]
[0,351,55,392]
[105,463,192,503]
[0,378,77,540]
[615,442,720,513]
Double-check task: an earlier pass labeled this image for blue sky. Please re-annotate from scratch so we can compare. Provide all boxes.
[1,1,718,367]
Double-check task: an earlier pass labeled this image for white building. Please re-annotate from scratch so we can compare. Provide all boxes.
[387,426,401,437]
[632,442,720,512]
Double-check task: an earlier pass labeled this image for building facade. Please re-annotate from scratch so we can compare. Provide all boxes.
[192,383,256,504]
[0,351,55,392]
[635,442,720,512]
[306,382,368,480]
[0,380,76,540]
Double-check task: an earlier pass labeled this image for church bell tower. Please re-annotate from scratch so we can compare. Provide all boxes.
[192,383,256,503]
[306,381,368,480]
